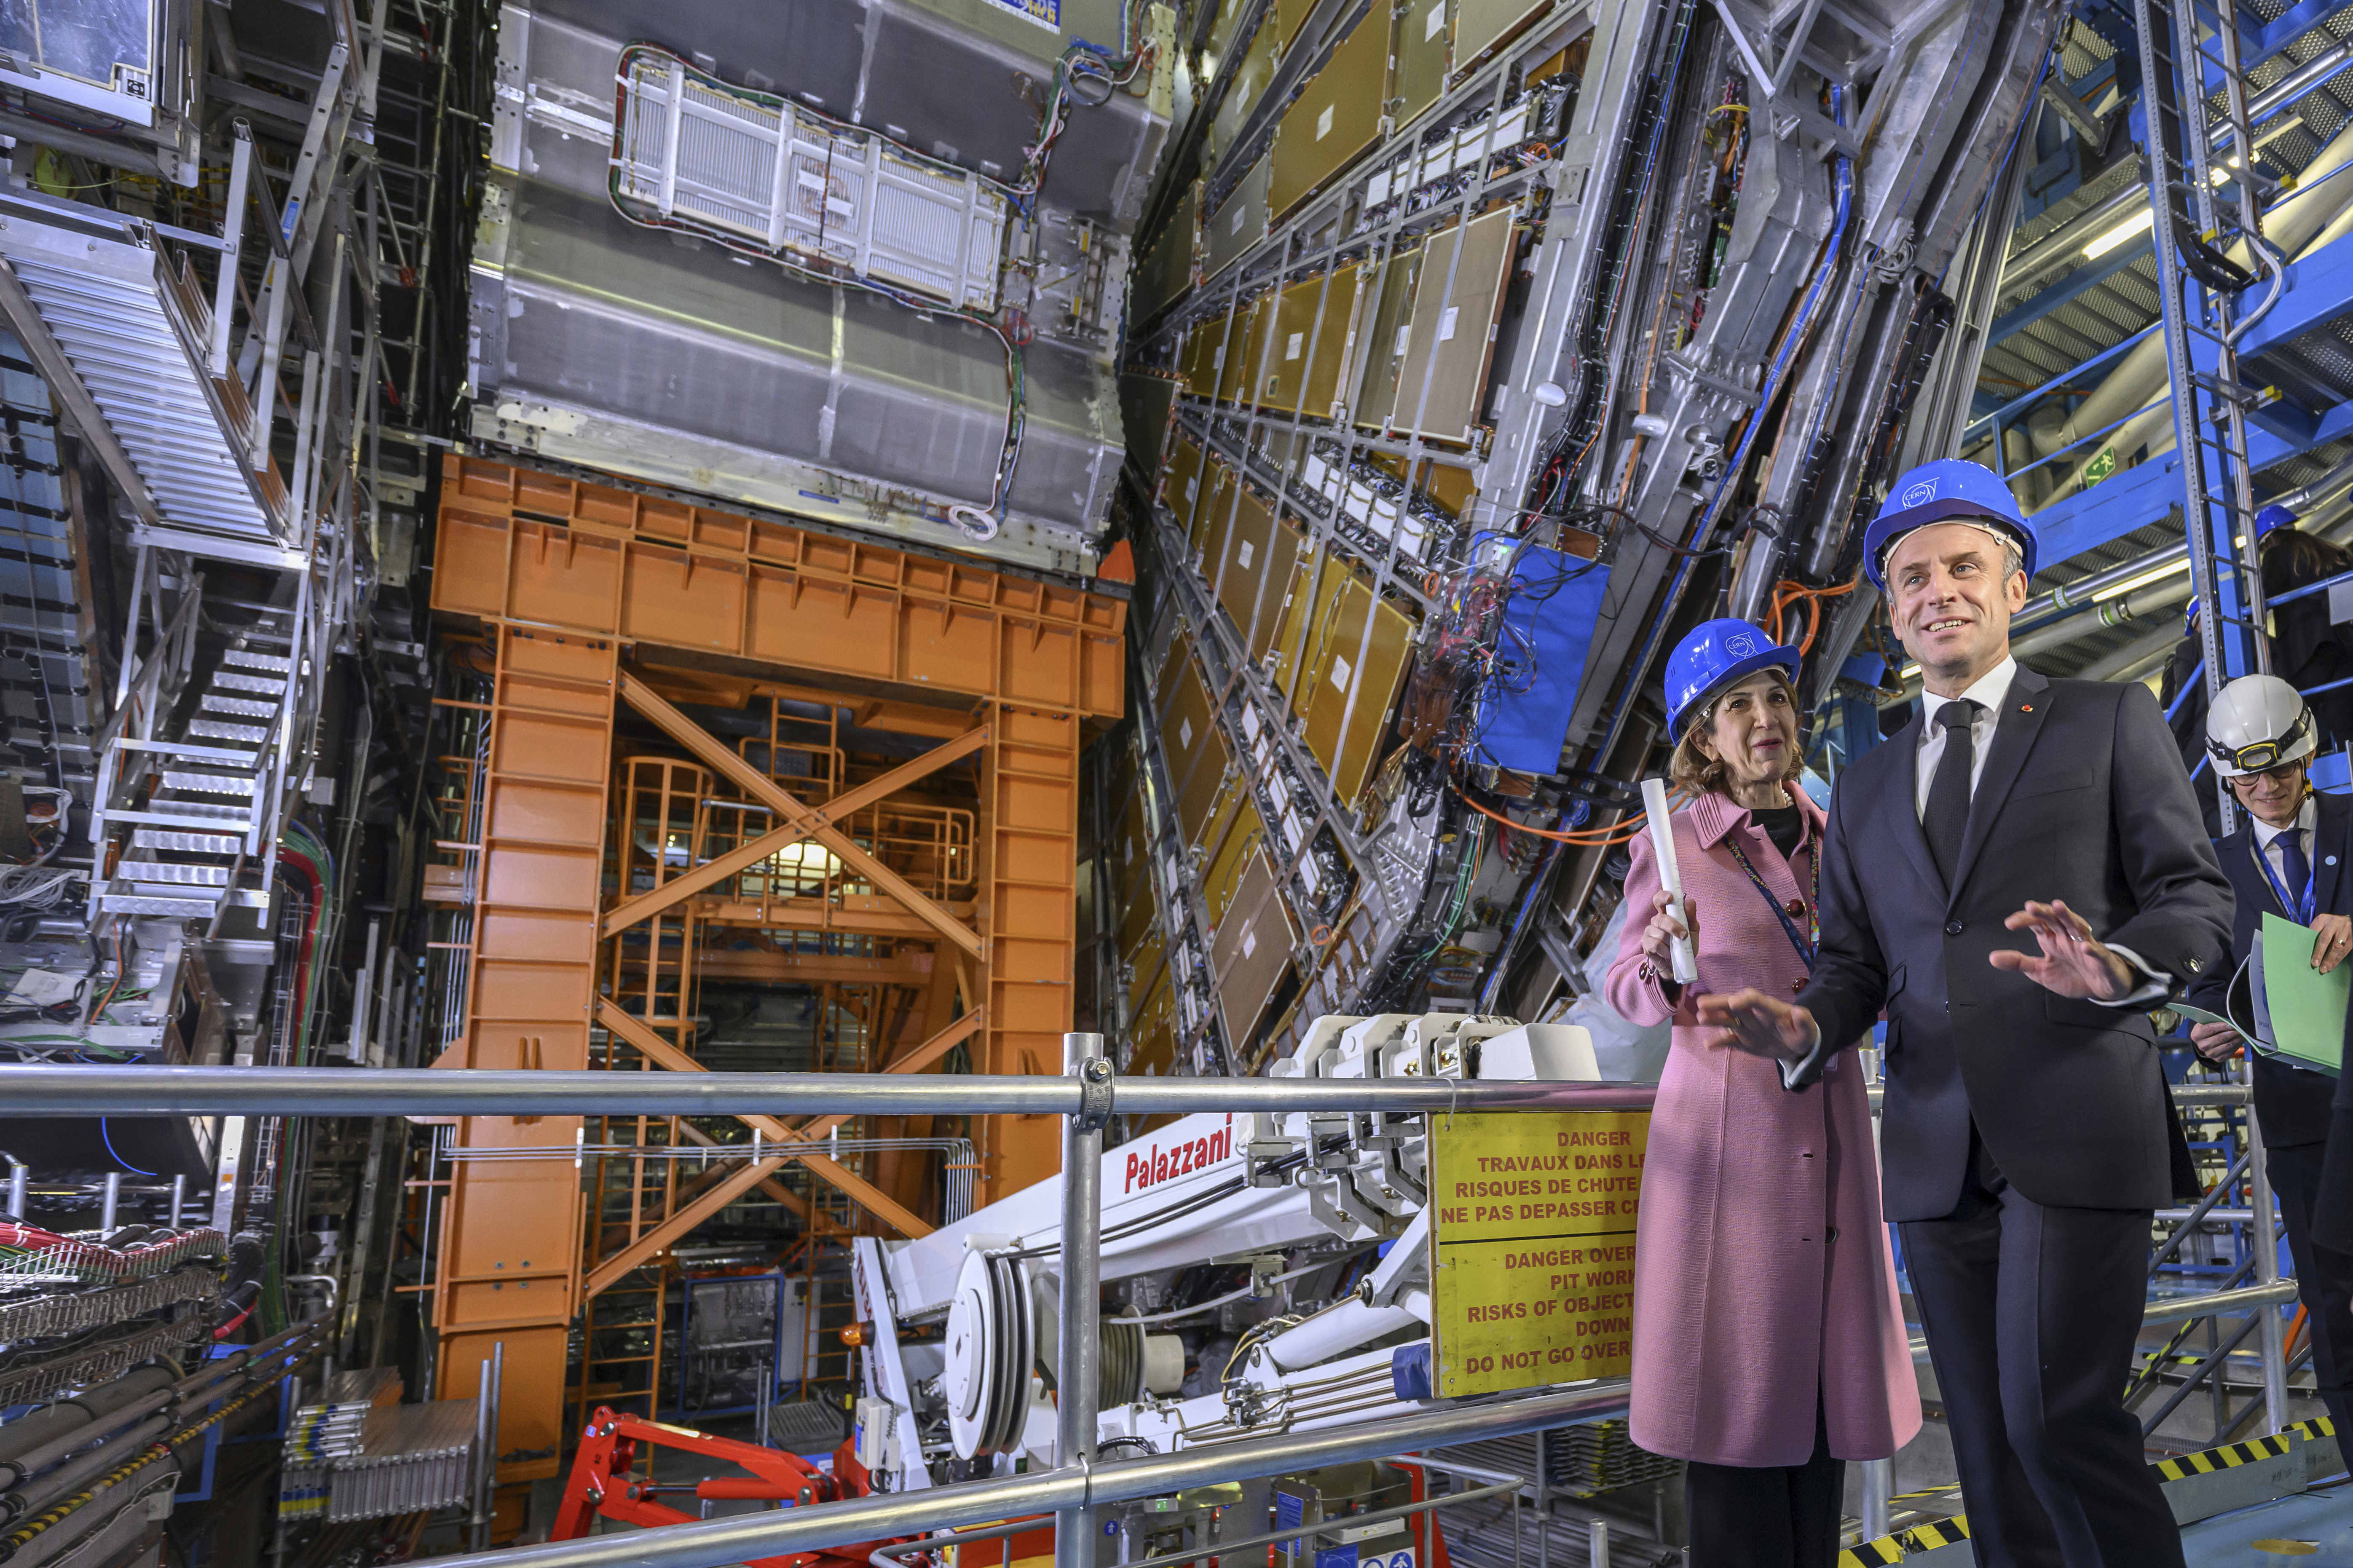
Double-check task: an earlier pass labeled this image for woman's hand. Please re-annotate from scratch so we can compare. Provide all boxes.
[1639,888,1695,970]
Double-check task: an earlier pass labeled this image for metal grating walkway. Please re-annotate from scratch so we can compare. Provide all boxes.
[0,217,288,549]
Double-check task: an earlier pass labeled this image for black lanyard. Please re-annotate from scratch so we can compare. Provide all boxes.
[1723,821,1821,971]
[2255,829,2317,924]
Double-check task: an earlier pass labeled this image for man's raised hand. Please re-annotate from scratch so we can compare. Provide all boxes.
[1692,989,1817,1062]
[1990,899,2133,999]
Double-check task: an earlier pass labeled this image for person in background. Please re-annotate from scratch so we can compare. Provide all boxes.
[2163,505,2353,833]
[1694,459,2232,1568]
[1605,619,1919,1568]
[2180,674,2353,1438]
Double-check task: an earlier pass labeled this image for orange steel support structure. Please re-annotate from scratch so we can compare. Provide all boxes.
[431,458,1124,717]
[979,704,1083,1196]
[430,623,619,1499]
[428,458,1126,1501]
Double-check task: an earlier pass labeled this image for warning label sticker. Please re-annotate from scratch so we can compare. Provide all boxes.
[1428,1110,1648,1397]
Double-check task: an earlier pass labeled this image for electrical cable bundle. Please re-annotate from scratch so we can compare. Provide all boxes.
[0,1225,225,1286]
[0,867,79,912]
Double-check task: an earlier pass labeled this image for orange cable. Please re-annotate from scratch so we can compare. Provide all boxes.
[1451,781,1680,846]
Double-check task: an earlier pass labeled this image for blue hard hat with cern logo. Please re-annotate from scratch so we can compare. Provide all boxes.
[1666,618,1803,741]
[1861,458,2039,591]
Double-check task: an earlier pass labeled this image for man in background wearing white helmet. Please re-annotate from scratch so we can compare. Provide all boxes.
[2181,674,2353,1437]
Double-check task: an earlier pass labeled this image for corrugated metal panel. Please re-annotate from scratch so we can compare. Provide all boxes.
[1452,0,1551,71]
[1205,156,1273,279]
[1134,181,1199,318]
[1212,847,1297,1045]
[1292,559,1416,804]
[1255,263,1367,417]
[1209,22,1282,166]
[1387,208,1517,442]
[1211,482,1295,657]
[1395,0,1453,128]
[1269,9,1391,219]
[1352,243,1426,429]
[611,45,1007,310]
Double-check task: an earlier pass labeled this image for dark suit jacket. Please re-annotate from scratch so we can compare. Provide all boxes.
[1793,664,2234,1220]
[2184,789,2350,1147]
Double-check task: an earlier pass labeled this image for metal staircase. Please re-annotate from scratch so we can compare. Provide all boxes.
[94,621,298,919]
[0,200,292,559]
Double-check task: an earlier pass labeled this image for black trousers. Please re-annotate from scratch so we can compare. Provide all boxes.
[1900,1132,2182,1568]
[1684,1397,1841,1568]
[2269,1138,2353,1438]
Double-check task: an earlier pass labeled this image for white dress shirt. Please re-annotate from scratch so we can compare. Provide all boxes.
[1915,656,2018,818]
[2251,795,2318,911]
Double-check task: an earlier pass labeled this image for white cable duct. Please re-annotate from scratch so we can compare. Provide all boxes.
[2032,120,2353,506]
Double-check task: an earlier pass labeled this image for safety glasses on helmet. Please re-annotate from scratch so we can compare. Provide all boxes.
[2206,705,2314,775]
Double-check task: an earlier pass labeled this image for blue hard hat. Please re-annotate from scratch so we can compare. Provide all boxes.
[2255,502,2299,538]
[1666,618,1803,741]
[1861,458,2039,591]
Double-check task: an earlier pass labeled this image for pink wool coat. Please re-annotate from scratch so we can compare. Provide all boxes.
[1604,788,1921,1468]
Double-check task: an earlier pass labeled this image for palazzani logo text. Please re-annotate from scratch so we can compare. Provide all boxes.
[1124,1115,1235,1192]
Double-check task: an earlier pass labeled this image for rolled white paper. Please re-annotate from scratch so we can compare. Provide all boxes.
[1640,776,1698,986]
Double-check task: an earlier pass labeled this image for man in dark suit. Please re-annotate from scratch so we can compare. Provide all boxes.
[1696,458,2233,1568]
[2186,674,2353,1436]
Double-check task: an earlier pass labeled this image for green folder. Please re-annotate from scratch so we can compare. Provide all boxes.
[2259,912,2351,1076]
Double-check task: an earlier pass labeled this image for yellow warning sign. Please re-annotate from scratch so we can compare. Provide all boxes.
[1426,1110,1648,1398]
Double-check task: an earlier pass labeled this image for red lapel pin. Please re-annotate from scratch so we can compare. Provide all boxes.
[2020,704,2033,713]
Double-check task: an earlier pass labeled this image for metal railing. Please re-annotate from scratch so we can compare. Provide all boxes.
[3,1047,1645,1568]
[0,1065,1653,1119]
[25,1046,2310,1562]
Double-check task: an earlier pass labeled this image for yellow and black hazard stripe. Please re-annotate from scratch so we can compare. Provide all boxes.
[1836,1516,1970,1567]
[1836,1534,1906,1568]
[2151,1432,2292,1482]
[1838,1424,2324,1565]
[1905,1516,1972,1549]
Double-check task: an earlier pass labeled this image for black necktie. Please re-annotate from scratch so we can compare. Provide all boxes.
[1927,700,1981,888]
[2279,826,2313,918]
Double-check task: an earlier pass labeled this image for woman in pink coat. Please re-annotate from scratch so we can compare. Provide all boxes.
[1605,620,1919,1568]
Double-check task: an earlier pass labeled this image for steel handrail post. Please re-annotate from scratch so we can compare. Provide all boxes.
[2238,1053,2291,1431]
[1059,1034,1110,1568]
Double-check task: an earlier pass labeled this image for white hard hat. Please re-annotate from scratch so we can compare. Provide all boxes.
[2207,674,2316,777]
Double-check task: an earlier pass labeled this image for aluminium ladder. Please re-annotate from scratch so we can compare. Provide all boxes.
[2132,0,2280,835]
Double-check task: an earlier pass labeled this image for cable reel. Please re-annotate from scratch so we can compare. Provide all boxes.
[944,1248,1033,1459]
